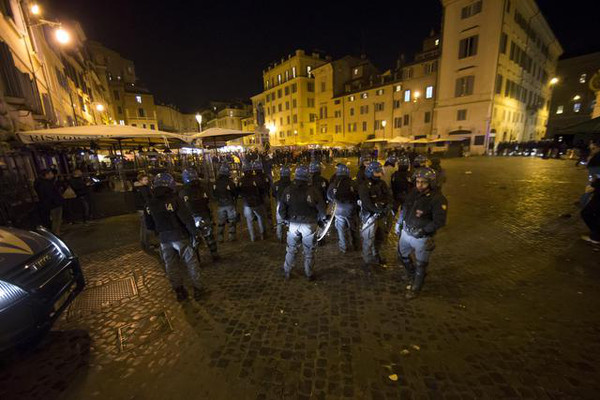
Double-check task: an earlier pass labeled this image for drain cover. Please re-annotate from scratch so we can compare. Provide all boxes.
[68,276,138,317]
[117,311,173,352]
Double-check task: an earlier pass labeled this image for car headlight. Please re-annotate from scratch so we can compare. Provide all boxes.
[36,226,74,258]
[0,280,27,311]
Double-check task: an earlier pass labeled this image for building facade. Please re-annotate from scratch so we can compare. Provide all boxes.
[251,50,330,146]
[546,52,600,137]
[436,0,562,153]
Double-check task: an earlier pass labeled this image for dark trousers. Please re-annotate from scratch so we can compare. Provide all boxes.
[581,193,600,241]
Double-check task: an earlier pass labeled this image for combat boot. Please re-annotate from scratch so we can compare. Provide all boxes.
[400,257,416,287]
[406,262,427,300]
[174,286,188,302]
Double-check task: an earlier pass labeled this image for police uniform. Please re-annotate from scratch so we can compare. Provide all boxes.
[327,171,360,253]
[391,169,413,211]
[179,180,219,259]
[358,164,392,268]
[396,170,447,297]
[274,172,292,242]
[146,183,202,299]
[212,172,238,242]
[279,168,326,280]
[238,170,267,241]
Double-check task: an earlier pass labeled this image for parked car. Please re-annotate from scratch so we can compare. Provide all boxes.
[0,226,85,352]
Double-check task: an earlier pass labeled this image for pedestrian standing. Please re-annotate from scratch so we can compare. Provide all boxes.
[279,165,327,281]
[274,166,292,242]
[253,160,272,235]
[34,169,64,235]
[179,168,219,262]
[581,141,600,244]
[134,173,153,252]
[69,169,92,224]
[391,155,413,212]
[395,167,448,299]
[358,161,392,272]
[146,173,204,302]
[238,162,267,241]
[309,161,329,205]
[212,164,239,242]
[327,164,360,253]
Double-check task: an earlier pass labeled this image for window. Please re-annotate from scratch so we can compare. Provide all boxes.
[458,35,479,59]
[292,99,297,108]
[307,98,315,107]
[474,135,485,146]
[361,92,368,99]
[360,105,369,114]
[285,101,290,110]
[394,117,402,128]
[292,67,297,78]
[461,1,482,19]
[285,70,289,81]
[293,114,297,123]
[334,99,341,105]
[278,104,282,112]
[455,76,475,97]
[349,108,355,116]
[403,114,410,125]
[150,124,155,130]
[376,89,384,96]
[265,80,269,89]
[404,90,411,102]
[574,103,581,113]
[309,114,316,122]
[353,68,359,76]
[307,82,314,92]
[138,108,146,117]
[374,120,381,130]
[424,112,431,123]
[362,121,367,131]
[375,103,385,112]
[117,106,123,114]
[320,126,327,133]
[277,74,282,84]
[348,95,355,102]
[495,74,503,94]
[500,33,508,54]
[335,125,341,133]
[119,120,125,125]
[307,66,312,77]
[425,86,434,99]
[131,124,137,127]
[321,81,326,92]
[457,109,467,120]
[135,95,142,103]
[393,100,401,108]
[395,85,402,92]
[291,83,297,93]
[113,90,120,100]
[287,116,290,124]
[319,106,328,119]
[580,74,587,84]
[285,86,289,95]
[278,89,282,98]
[334,110,341,118]
[435,39,440,46]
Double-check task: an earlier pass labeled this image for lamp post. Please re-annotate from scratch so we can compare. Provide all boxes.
[195,113,203,132]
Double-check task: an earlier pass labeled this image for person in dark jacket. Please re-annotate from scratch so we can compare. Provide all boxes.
[253,160,273,231]
[390,155,413,212]
[238,162,267,241]
[327,164,360,253]
[274,165,292,242]
[581,141,600,244]
[356,156,370,184]
[69,169,92,223]
[212,164,239,242]
[309,161,329,205]
[179,168,219,261]
[134,173,153,252]
[146,173,203,301]
[395,167,448,299]
[358,161,393,271]
[279,165,327,280]
[34,169,64,234]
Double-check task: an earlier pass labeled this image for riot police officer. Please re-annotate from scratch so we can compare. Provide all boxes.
[395,167,447,299]
[146,173,203,302]
[327,164,360,253]
[253,160,273,230]
[309,160,329,205]
[238,161,267,241]
[274,165,292,242]
[279,165,327,281]
[356,156,370,183]
[413,154,429,169]
[391,155,413,212]
[358,161,392,271]
[179,168,219,262]
[212,164,238,242]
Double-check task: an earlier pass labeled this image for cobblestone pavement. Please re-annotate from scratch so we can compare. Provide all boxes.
[2,157,600,400]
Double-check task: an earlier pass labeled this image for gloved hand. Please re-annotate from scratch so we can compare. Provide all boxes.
[424,237,436,251]
[395,222,402,236]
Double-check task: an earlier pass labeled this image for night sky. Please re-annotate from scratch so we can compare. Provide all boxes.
[49,0,599,113]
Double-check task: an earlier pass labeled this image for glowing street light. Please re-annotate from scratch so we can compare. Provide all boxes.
[573,95,581,101]
[55,28,71,44]
[549,77,559,85]
[381,120,387,127]
[95,104,105,112]
[414,91,421,100]
[195,113,202,125]
[30,4,41,15]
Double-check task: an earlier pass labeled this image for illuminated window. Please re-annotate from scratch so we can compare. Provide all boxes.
[404,90,411,102]
[307,66,312,77]
[348,95,355,102]
[277,74,282,84]
[376,89,384,96]
[285,70,289,81]
[135,95,142,104]
[119,120,125,125]
[579,74,587,83]
[435,39,440,46]
[556,105,564,114]
[292,67,297,78]
[573,103,581,113]
[395,85,402,92]
[426,85,434,99]
[361,92,368,99]
[353,68,359,76]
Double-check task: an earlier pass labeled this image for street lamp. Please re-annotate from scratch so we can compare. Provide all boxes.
[195,113,203,132]
[550,77,559,86]
[95,104,105,112]
[55,28,71,44]
[413,91,421,101]
[573,95,581,101]
[30,4,41,15]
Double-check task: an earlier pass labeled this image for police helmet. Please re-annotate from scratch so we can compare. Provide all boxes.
[294,165,310,181]
[280,166,291,178]
[385,156,397,166]
[398,155,411,168]
[154,173,176,189]
[218,164,231,177]
[182,168,200,184]
[365,161,383,179]
[359,155,370,165]
[309,161,321,174]
[336,163,350,177]
[412,167,437,188]
[413,154,429,168]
